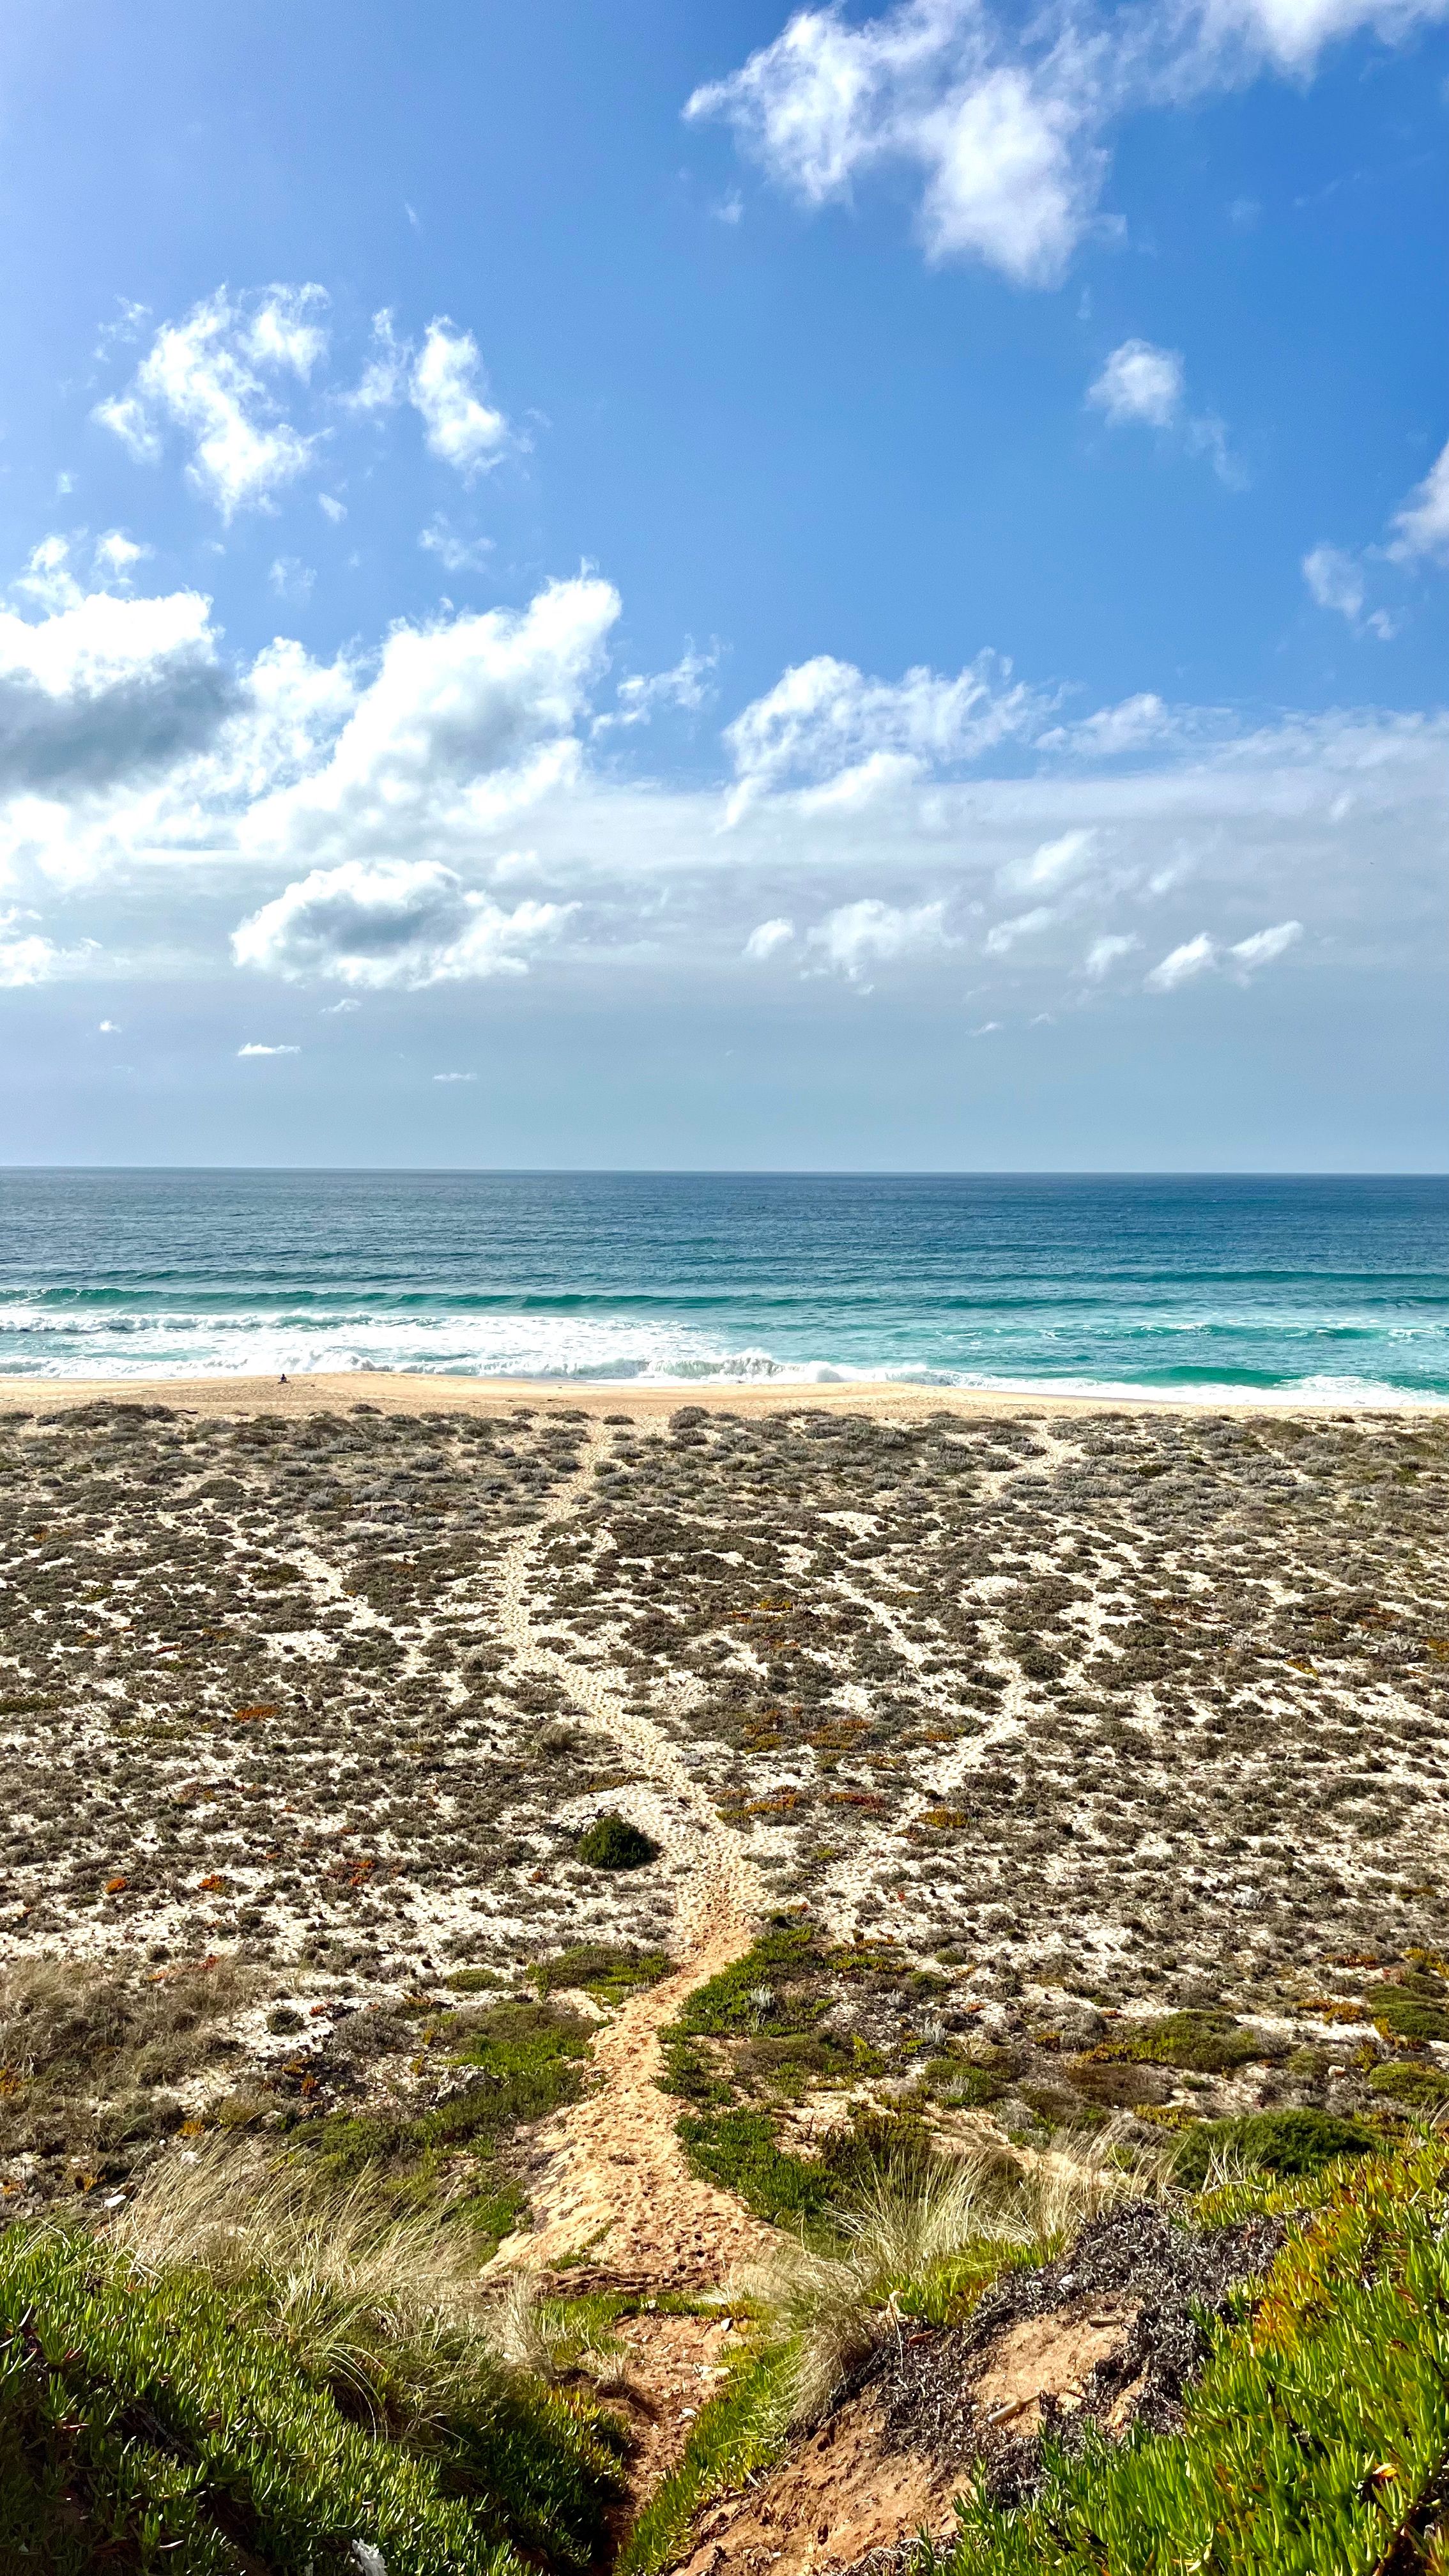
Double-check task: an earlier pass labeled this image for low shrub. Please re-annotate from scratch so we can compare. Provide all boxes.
[290,1997,594,2239]
[535,1943,671,2001]
[1172,2108,1378,2191]
[1092,2011,1277,2076]
[1371,1986,1449,2044]
[1367,2059,1449,2111]
[575,1814,660,1871]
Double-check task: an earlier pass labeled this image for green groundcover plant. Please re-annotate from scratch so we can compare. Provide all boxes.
[933,2133,1449,2576]
[0,2211,621,2575]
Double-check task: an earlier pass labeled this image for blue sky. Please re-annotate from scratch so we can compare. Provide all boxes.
[0,0,1443,1169]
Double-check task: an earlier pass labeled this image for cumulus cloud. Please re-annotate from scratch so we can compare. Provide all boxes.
[0,583,232,795]
[687,1,1107,285]
[410,321,510,478]
[1307,438,1448,635]
[606,645,717,729]
[95,287,328,519]
[1088,339,1184,429]
[1042,694,1173,758]
[433,1069,476,1082]
[724,647,1046,816]
[1146,919,1302,991]
[1087,341,1239,482]
[808,896,953,983]
[0,550,1424,1030]
[344,309,410,415]
[93,530,150,583]
[985,903,1056,953]
[1000,826,1100,895]
[1302,542,1395,639]
[1146,930,1217,990]
[418,517,494,573]
[1229,917,1301,972]
[233,857,571,988]
[0,911,95,985]
[237,1040,300,1055]
[1388,440,1449,567]
[688,0,1446,285]
[238,576,619,879]
[1084,931,1140,976]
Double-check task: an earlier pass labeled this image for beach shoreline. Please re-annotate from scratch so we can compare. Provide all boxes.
[0,1367,1445,1422]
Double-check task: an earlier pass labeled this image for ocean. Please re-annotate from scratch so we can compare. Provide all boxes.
[0,1169,1446,1401]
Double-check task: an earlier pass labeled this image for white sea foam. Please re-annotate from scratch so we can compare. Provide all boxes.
[0,1296,1445,1404]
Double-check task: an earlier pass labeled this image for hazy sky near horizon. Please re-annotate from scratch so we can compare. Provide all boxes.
[0,0,1443,1170]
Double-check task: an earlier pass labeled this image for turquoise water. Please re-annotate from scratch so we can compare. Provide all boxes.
[0,1169,1446,1400]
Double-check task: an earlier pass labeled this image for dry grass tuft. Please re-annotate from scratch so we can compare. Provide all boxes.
[739,2130,1169,2425]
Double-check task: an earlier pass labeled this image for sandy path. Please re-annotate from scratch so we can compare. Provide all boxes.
[489,1427,774,2285]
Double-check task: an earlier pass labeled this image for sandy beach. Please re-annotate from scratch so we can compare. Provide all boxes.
[3,1367,1445,1422]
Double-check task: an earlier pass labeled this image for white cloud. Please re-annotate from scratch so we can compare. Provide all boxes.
[724,648,1046,816]
[1083,931,1140,976]
[608,645,717,728]
[237,1040,300,1055]
[95,287,328,519]
[238,575,619,877]
[419,517,494,573]
[1146,931,1216,990]
[410,321,509,479]
[268,556,315,602]
[1229,917,1302,972]
[1043,694,1172,758]
[808,896,952,983]
[319,494,348,525]
[1191,0,1449,73]
[1301,542,1395,639]
[985,903,1057,953]
[1088,341,1240,482]
[687,2,1107,286]
[744,916,795,960]
[688,0,1449,286]
[1001,826,1100,894]
[233,857,571,988]
[433,1069,476,1082]
[0,910,95,985]
[0,554,1432,1028]
[93,530,150,582]
[98,1016,120,1031]
[1088,339,1184,429]
[344,309,410,415]
[0,583,231,795]
[1388,440,1449,567]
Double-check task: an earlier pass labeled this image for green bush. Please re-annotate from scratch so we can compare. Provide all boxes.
[535,1943,671,2000]
[1172,2107,1378,2190]
[1094,2011,1277,2075]
[576,1813,660,1871]
[1371,1987,1449,2044]
[1368,2059,1449,2111]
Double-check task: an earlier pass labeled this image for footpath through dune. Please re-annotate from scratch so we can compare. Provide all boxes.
[489,1426,774,2286]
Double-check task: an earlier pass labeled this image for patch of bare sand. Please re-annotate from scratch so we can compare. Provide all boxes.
[674,2397,965,2576]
